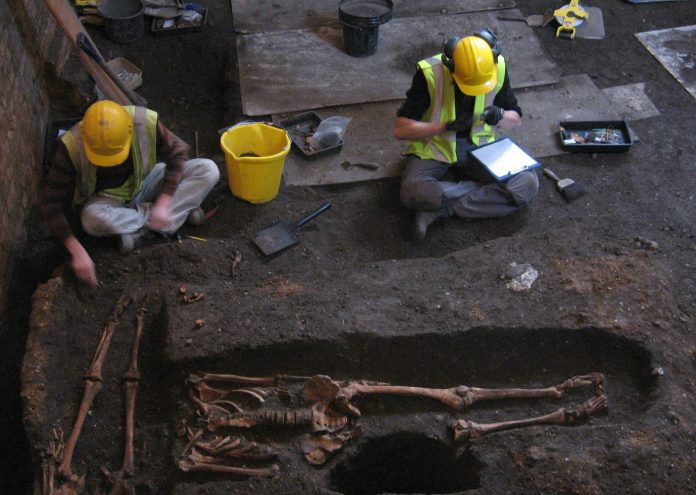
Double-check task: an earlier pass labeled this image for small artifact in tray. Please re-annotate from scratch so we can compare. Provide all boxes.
[151,7,207,35]
[562,128,625,145]
[105,57,142,90]
[278,112,344,161]
[559,120,632,152]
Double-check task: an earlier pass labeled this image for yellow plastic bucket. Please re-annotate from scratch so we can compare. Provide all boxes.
[220,122,291,204]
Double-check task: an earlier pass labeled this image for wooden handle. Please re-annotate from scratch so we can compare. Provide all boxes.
[542,168,561,182]
[42,0,130,104]
[294,201,332,229]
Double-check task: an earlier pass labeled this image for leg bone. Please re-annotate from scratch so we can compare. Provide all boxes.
[102,295,148,495]
[340,373,606,411]
[121,294,148,475]
[453,394,608,442]
[178,459,280,478]
[59,295,133,480]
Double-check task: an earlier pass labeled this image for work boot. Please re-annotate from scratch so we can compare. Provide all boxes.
[186,207,205,226]
[412,207,452,242]
[119,228,149,255]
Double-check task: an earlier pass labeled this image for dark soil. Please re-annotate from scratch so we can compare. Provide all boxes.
[17,1,696,494]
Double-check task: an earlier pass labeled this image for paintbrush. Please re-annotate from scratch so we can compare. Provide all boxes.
[542,168,587,202]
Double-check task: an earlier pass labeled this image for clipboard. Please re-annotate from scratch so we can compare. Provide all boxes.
[466,138,540,183]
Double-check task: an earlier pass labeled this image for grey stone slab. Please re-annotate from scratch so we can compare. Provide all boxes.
[280,74,620,187]
[601,83,660,121]
[232,0,517,34]
[636,25,696,101]
[277,102,406,187]
[239,10,561,116]
[505,74,623,158]
[572,7,605,40]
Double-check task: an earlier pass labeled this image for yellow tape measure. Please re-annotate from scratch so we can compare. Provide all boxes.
[553,0,589,39]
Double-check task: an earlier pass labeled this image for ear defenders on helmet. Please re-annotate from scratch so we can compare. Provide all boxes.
[441,28,501,73]
[473,28,501,63]
[441,37,460,72]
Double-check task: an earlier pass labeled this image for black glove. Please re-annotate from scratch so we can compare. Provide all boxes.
[482,106,505,126]
[445,115,473,133]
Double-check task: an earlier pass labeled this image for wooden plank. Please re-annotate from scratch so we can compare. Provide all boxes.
[239,10,561,116]
[42,0,130,105]
[232,0,517,34]
[280,75,621,187]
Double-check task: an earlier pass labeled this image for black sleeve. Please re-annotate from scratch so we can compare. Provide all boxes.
[493,69,522,117]
[41,144,78,241]
[396,70,431,120]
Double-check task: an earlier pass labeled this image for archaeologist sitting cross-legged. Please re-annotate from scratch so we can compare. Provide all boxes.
[41,100,220,287]
[393,29,539,241]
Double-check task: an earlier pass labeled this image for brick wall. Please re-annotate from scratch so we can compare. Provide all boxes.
[0,0,77,314]
[0,2,87,491]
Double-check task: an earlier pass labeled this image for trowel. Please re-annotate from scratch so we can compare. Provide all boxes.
[253,201,331,256]
[497,11,555,27]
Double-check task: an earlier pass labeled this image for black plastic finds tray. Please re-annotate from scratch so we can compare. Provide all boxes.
[278,112,343,161]
[151,8,207,35]
[559,120,632,152]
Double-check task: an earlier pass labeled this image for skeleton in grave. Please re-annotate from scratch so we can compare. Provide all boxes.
[178,371,607,473]
[42,294,150,495]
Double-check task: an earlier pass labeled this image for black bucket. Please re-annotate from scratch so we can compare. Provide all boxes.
[338,0,393,57]
[98,0,144,44]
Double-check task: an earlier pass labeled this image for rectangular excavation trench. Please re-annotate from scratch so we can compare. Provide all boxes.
[31,295,657,495]
[170,328,656,494]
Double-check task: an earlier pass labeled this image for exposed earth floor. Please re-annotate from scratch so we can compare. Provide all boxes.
[8,0,696,494]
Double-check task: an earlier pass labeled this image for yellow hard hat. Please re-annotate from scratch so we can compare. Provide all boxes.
[451,36,497,96]
[80,100,133,167]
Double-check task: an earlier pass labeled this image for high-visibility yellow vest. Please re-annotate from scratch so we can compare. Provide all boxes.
[405,55,506,163]
[61,106,158,204]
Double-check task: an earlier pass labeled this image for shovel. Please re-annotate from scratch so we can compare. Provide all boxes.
[254,201,332,255]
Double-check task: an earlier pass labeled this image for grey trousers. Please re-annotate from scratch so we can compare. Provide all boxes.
[81,158,220,236]
[400,151,539,219]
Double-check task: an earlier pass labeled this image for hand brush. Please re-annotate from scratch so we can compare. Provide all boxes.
[542,168,587,202]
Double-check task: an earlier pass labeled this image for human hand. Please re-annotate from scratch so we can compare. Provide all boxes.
[445,115,473,133]
[482,106,505,126]
[64,236,97,287]
[71,251,97,287]
[148,194,172,232]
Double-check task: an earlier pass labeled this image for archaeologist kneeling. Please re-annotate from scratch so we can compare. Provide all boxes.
[41,100,220,286]
[393,29,539,241]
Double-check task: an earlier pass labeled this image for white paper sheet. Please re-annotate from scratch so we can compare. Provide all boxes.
[469,138,538,179]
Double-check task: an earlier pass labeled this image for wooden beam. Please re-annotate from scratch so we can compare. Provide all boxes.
[42,0,131,105]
